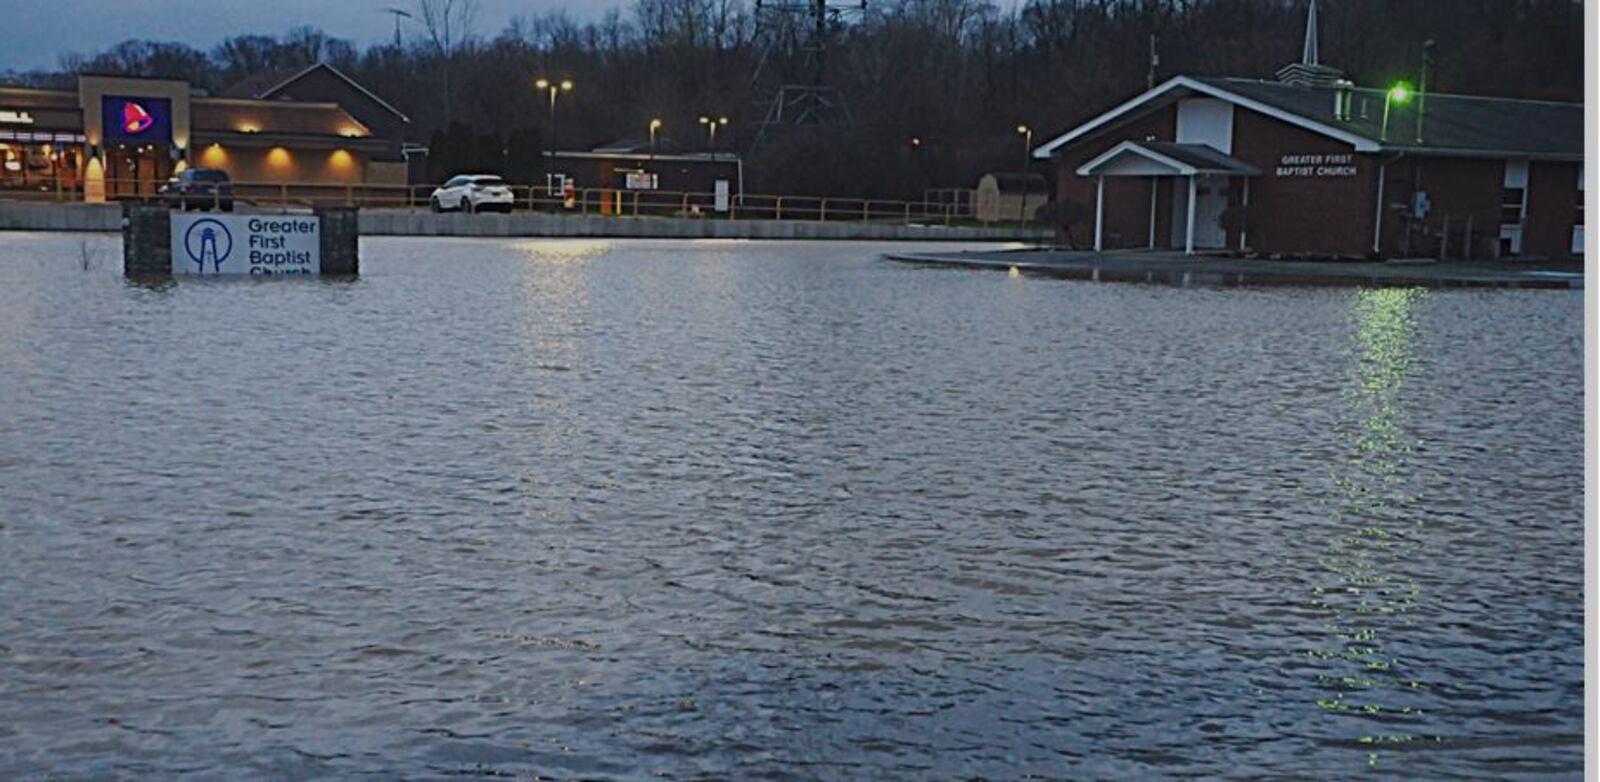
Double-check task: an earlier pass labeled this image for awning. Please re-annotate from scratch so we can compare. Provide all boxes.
[1077,141,1261,177]
[1079,141,1259,256]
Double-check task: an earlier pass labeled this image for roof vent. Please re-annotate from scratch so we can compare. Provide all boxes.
[1333,79,1354,121]
[1276,62,1346,88]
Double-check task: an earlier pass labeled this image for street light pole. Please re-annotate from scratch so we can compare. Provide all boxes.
[1017,124,1033,225]
[699,115,728,156]
[1381,82,1411,143]
[649,118,662,163]
[535,78,573,161]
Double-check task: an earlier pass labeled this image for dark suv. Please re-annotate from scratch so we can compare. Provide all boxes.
[160,168,234,211]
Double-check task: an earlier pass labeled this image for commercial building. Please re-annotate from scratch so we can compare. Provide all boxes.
[220,63,423,183]
[1033,2,1584,260]
[548,139,743,198]
[0,67,414,202]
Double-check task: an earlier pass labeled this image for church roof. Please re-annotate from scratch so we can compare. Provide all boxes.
[1034,75,1582,162]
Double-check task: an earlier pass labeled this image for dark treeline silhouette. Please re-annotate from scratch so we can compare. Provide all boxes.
[5,0,1583,198]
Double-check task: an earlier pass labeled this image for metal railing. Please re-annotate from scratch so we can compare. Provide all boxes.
[1,175,995,228]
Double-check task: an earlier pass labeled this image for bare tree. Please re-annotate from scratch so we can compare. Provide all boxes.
[22,0,1588,197]
[416,0,479,121]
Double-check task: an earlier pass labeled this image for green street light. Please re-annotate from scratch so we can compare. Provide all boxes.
[1381,81,1413,142]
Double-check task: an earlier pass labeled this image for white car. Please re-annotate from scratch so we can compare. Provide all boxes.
[430,174,515,213]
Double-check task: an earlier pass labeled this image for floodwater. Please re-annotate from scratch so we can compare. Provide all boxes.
[0,234,1583,779]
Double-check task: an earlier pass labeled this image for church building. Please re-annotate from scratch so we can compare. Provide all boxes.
[1031,0,1584,261]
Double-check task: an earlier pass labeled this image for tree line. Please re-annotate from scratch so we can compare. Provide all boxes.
[4,0,1583,198]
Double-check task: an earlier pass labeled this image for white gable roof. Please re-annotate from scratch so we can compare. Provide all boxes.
[1076,141,1262,177]
[1032,75,1380,160]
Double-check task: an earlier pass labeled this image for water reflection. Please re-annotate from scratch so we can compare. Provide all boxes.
[1310,287,1431,764]
[0,235,1580,778]
[514,239,606,359]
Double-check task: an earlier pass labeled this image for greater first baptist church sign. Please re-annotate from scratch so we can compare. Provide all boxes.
[1275,152,1358,178]
[170,214,321,276]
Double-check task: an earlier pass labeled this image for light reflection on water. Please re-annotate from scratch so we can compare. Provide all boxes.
[1310,288,1430,761]
[0,234,1583,779]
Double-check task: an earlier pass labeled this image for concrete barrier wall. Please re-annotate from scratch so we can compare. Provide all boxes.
[0,202,122,232]
[360,210,1052,242]
[0,202,1052,242]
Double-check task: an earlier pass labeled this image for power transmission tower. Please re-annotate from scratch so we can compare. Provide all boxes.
[750,0,867,151]
[384,7,412,49]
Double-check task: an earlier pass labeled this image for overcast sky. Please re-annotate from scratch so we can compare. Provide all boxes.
[0,0,626,72]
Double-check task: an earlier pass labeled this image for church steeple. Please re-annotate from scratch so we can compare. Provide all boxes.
[1302,0,1319,66]
[1276,0,1343,87]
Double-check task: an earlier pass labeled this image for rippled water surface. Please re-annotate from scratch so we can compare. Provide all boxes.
[0,234,1584,779]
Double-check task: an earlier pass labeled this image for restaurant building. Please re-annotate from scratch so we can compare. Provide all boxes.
[0,68,411,202]
[1032,2,1584,260]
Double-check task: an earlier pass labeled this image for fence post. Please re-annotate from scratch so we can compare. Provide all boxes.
[346,184,354,207]
[776,197,783,221]
[863,200,870,222]
[820,199,827,222]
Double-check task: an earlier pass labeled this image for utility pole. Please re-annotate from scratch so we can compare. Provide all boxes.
[1417,39,1436,144]
[1147,34,1159,90]
[1017,125,1033,225]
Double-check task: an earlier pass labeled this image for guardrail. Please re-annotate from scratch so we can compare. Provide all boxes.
[0,176,1006,228]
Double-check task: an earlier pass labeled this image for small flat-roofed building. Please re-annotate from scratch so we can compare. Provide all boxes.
[548,142,743,198]
[1032,0,1584,260]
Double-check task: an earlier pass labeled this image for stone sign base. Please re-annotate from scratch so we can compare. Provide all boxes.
[123,203,358,278]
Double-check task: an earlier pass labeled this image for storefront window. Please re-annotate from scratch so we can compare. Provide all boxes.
[0,142,76,191]
[1,144,20,177]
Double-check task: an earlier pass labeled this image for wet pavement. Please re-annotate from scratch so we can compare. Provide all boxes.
[886,248,1586,288]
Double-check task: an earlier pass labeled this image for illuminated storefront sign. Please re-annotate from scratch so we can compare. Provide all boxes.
[0,110,35,124]
[122,101,154,134]
[101,96,172,145]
